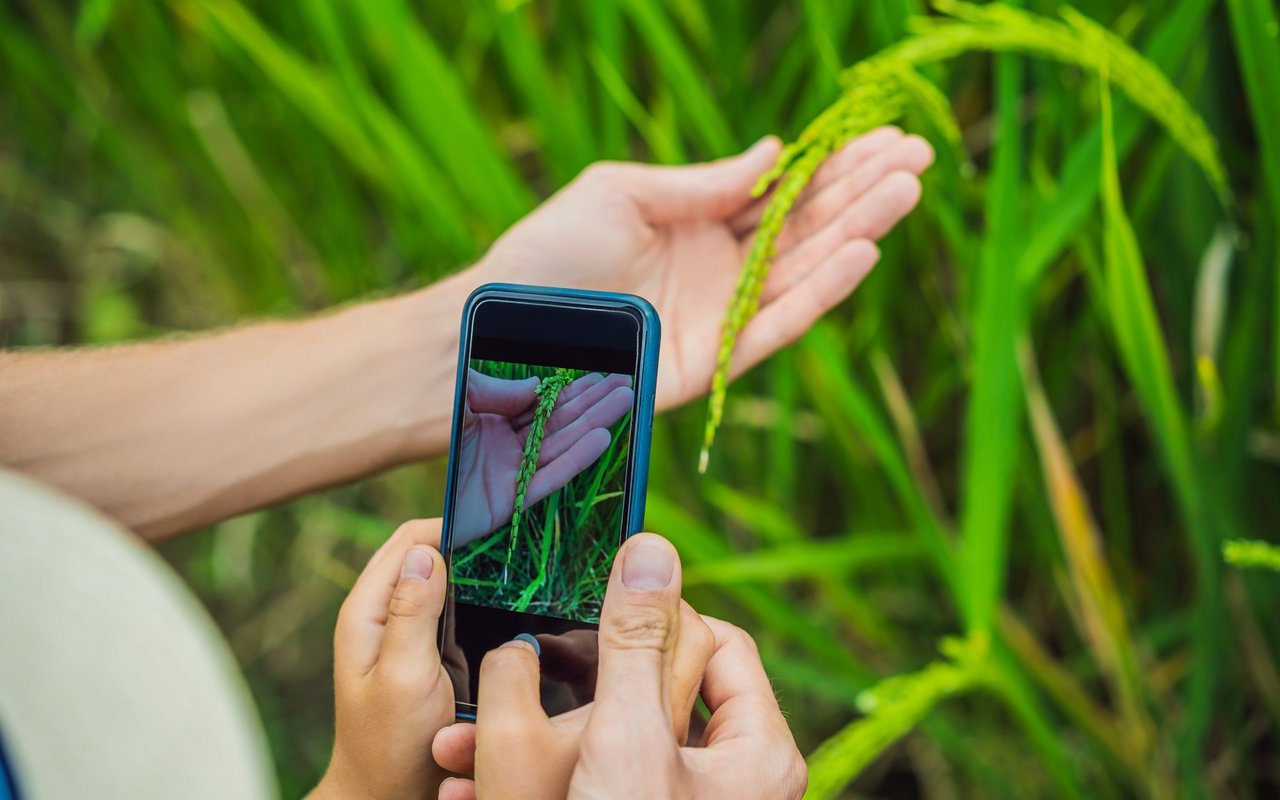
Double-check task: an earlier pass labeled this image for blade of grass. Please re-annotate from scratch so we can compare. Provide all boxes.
[1018,335,1167,795]
[348,0,534,228]
[587,46,686,164]
[490,2,595,183]
[1222,0,1280,421]
[1098,72,1218,792]
[682,534,924,586]
[186,0,473,253]
[619,0,735,155]
[958,37,1023,637]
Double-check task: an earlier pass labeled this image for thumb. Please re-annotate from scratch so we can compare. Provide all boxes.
[614,137,782,223]
[594,534,682,719]
[377,545,448,675]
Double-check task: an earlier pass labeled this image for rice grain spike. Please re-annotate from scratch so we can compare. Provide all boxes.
[506,368,575,579]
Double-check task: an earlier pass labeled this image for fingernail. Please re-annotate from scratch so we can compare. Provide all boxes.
[623,538,675,589]
[502,633,541,657]
[401,547,434,581]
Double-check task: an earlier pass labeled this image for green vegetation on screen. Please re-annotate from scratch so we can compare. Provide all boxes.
[3,0,1279,797]
[457,360,628,623]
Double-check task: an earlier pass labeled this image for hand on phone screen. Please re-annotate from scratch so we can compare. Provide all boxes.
[451,369,634,547]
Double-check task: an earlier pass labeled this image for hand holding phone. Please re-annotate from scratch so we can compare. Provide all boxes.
[432,535,717,800]
[311,520,455,800]
[433,534,806,800]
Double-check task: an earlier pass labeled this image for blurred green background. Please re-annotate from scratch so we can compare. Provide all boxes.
[2,0,1278,797]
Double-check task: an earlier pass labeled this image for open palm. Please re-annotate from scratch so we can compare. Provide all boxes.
[473,127,933,411]
[451,371,634,547]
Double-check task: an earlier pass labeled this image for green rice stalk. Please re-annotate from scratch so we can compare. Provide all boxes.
[804,636,990,800]
[698,0,1230,471]
[506,368,574,578]
[1223,539,1280,573]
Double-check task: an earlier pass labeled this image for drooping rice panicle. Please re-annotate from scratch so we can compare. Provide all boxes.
[698,1,1231,471]
[506,368,575,578]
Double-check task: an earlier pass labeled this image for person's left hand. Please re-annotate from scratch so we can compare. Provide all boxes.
[308,519,461,800]
[471,127,933,412]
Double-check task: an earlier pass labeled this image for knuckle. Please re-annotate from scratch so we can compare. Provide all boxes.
[579,160,621,185]
[721,620,761,655]
[603,603,674,651]
[685,616,716,662]
[387,582,428,620]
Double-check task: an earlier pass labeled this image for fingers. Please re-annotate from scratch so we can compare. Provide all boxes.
[759,170,922,304]
[524,427,612,504]
[771,134,932,252]
[513,373,606,429]
[376,544,448,681]
[475,638,549,794]
[594,534,683,719]
[697,617,789,746]
[586,137,782,223]
[334,519,443,677]
[432,722,477,775]
[731,239,880,378]
[729,125,908,235]
[541,373,632,436]
[537,385,633,465]
[467,371,538,415]
[478,637,546,724]
[439,777,477,800]
[670,602,716,744]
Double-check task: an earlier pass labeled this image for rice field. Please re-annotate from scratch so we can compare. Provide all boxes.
[1,0,1278,797]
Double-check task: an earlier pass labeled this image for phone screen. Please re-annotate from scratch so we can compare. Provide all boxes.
[441,296,643,717]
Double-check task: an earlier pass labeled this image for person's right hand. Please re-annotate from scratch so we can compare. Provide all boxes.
[440,533,806,799]
[452,370,633,547]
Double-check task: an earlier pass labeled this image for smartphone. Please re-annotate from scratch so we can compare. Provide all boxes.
[438,283,660,720]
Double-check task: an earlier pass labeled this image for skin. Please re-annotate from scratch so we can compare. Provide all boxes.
[0,131,931,796]
[451,370,634,547]
[0,127,932,541]
[434,534,806,800]
[308,524,714,800]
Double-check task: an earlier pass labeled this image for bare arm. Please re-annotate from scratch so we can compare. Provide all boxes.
[0,271,474,540]
[0,131,929,542]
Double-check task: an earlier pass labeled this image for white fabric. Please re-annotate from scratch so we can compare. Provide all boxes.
[0,469,275,799]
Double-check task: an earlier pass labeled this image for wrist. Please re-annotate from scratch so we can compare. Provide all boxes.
[362,268,481,465]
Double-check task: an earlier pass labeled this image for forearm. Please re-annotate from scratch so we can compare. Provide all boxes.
[0,269,476,540]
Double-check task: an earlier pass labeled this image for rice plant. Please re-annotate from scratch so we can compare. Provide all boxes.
[700,0,1230,468]
[456,360,630,621]
[3,0,1277,796]
[507,366,576,579]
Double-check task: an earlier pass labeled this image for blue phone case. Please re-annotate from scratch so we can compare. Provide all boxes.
[439,284,661,719]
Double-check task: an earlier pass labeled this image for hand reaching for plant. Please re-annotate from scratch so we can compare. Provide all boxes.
[472,126,933,413]
[451,370,634,547]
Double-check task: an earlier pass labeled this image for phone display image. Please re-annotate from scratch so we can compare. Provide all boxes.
[440,284,658,718]
[450,359,634,623]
